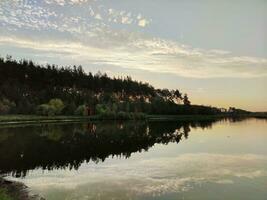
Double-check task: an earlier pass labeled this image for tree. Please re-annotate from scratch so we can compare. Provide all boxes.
[96,104,109,115]
[183,94,190,106]
[0,98,16,114]
[36,104,56,116]
[75,105,87,116]
[36,98,64,116]
[173,89,183,104]
[48,99,65,115]
[0,55,235,116]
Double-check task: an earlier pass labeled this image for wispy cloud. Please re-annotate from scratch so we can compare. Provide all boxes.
[1,33,266,78]
[0,0,266,78]
[44,0,91,6]
[138,19,150,27]
[0,0,151,32]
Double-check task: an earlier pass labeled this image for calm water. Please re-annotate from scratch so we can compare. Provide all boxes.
[0,118,267,200]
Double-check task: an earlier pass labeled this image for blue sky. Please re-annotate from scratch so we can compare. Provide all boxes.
[0,0,266,111]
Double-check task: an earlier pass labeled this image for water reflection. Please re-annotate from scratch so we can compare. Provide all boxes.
[0,119,219,177]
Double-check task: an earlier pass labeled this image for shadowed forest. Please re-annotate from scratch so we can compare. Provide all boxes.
[0,56,249,117]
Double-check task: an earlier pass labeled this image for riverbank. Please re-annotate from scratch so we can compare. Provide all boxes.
[252,112,267,119]
[148,114,227,121]
[0,177,43,200]
[0,115,93,126]
[0,113,266,125]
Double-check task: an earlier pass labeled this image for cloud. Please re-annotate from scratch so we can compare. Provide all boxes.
[1,32,267,79]
[138,19,149,27]
[0,0,266,78]
[94,13,102,20]
[121,16,132,24]
[45,0,65,6]
[44,0,90,6]
[105,7,149,27]
[0,0,151,34]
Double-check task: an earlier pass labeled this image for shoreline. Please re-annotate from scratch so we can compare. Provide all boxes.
[0,115,93,126]
[0,177,44,200]
[0,114,266,126]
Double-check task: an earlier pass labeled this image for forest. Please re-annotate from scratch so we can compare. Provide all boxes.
[0,55,248,117]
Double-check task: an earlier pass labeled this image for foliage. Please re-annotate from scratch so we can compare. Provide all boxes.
[96,111,147,120]
[96,104,110,115]
[0,56,246,116]
[75,105,87,116]
[16,99,35,114]
[183,94,191,106]
[0,98,16,114]
[63,102,76,115]
[36,104,56,116]
[36,98,64,116]
[228,107,250,114]
[0,188,13,200]
[48,99,65,115]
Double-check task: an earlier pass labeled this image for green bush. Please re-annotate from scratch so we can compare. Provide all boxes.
[36,104,56,116]
[117,111,129,119]
[16,100,35,114]
[36,98,65,116]
[97,111,116,120]
[0,188,13,200]
[63,102,76,115]
[0,102,10,114]
[0,98,16,114]
[97,111,147,120]
[75,105,87,116]
[96,104,109,115]
[48,99,64,115]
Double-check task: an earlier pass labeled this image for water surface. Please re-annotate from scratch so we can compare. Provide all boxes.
[0,118,266,200]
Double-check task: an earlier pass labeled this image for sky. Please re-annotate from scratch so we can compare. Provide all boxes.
[0,0,266,111]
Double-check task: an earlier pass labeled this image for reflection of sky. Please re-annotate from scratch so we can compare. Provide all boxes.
[0,0,266,111]
[8,119,267,200]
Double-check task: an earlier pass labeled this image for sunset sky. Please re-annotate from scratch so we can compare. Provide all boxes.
[0,0,266,111]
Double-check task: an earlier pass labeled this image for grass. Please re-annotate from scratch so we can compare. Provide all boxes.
[0,114,221,123]
[0,115,91,122]
[149,113,267,121]
[147,114,227,121]
[0,114,93,125]
[0,188,13,200]
[0,177,35,200]
[0,113,266,126]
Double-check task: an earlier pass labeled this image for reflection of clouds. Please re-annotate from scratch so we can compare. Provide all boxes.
[10,153,267,199]
[214,179,234,184]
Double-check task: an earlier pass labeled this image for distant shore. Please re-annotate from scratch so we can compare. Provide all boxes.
[0,114,266,126]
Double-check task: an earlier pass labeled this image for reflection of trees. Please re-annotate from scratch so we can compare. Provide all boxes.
[0,120,217,177]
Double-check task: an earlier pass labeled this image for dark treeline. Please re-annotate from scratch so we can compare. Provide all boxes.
[0,56,248,116]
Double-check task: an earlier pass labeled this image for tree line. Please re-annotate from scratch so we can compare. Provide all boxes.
[0,55,247,116]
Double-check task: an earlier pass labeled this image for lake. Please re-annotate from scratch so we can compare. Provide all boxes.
[0,118,267,200]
